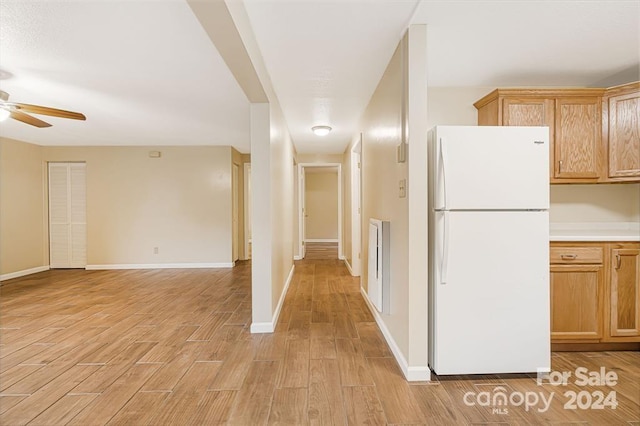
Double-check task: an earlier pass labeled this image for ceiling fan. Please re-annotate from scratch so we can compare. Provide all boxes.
[0,90,86,128]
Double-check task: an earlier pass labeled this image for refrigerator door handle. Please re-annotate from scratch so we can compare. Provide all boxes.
[439,137,448,210]
[441,210,450,285]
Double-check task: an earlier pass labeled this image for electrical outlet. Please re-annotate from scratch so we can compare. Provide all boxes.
[399,179,406,198]
[153,247,159,254]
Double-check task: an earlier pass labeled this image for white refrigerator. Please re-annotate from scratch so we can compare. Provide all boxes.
[428,125,551,375]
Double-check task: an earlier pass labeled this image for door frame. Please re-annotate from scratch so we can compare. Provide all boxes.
[351,138,362,275]
[298,162,342,260]
[232,162,240,262]
[243,162,251,260]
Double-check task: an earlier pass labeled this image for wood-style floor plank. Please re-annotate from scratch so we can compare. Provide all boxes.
[308,359,347,425]
[226,360,280,425]
[366,357,426,424]
[1,364,100,425]
[145,361,223,425]
[187,390,237,426]
[276,338,310,388]
[268,388,309,425]
[343,386,387,425]
[1,260,639,425]
[335,338,375,387]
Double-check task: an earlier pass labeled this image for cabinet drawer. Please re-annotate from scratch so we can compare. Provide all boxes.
[550,247,603,264]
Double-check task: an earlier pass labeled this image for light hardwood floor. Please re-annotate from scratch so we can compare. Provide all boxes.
[1,260,639,425]
[303,242,338,260]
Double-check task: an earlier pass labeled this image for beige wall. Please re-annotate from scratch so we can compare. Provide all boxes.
[42,145,235,266]
[305,170,338,240]
[249,101,295,328]
[426,86,495,129]
[0,138,46,277]
[353,26,429,377]
[551,184,640,223]
[269,103,295,313]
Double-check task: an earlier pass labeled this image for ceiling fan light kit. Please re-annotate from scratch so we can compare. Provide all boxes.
[312,125,332,136]
[0,90,86,128]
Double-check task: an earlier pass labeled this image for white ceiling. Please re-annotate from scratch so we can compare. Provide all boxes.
[0,1,638,155]
[0,0,251,151]
[413,0,640,87]
[244,0,420,154]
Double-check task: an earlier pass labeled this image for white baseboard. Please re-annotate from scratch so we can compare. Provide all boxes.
[293,255,302,260]
[360,287,431,382]
[343,258,354,275]
[85,262,235,270]
[249,322,274,333]
[251,264,295,334]
[304,239,338,243]
[0,265,50,282]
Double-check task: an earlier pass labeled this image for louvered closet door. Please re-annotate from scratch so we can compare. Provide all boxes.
[49,163,86,268]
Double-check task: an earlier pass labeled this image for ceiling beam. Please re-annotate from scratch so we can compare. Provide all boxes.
[187,0,268,103]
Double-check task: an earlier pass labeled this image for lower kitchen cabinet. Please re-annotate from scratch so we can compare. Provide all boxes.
[550,241,640,346]
[606,243,640,340]
[550,244,604,340]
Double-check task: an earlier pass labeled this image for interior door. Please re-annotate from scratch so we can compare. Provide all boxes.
[49,162,86,268]
[232,163,239,262]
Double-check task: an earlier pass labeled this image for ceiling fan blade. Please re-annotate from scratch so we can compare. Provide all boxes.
[10,110,52,128]
[11,103,86,120]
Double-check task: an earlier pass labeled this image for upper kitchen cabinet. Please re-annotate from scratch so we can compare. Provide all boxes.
[475,84,640,184]
[554,97,602,180]
[474,88,605,184]
[604,82,640,181]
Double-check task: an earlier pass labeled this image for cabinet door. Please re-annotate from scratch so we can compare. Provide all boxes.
[503,98,555,180]
[554,97,601,179]
[551,264,603,340]
[609,247,640,337]
[608,91,640,179]
[503,98,554,127]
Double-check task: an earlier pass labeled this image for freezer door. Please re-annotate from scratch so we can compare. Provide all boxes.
[434,126,549,210]
[430,211,550,375]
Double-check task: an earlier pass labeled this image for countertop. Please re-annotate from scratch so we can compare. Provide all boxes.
[550,222,640,242]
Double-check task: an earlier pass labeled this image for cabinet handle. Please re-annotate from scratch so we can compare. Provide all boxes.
[558,160,563,174]
[615,254,621,269]
[561,254,577,260]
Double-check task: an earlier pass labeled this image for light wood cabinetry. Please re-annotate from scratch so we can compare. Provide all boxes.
[606,243,640,340]
[475,83,640,184]
[550,243,604,340]
[554,97,602,179]
[550,241,640,348]
[604,82,640,181]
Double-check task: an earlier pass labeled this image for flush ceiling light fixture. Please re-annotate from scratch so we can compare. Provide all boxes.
[312,125,332,136]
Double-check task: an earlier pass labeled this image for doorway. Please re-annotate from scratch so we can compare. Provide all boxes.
[298,163,342,260]
[48,162,87,268]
